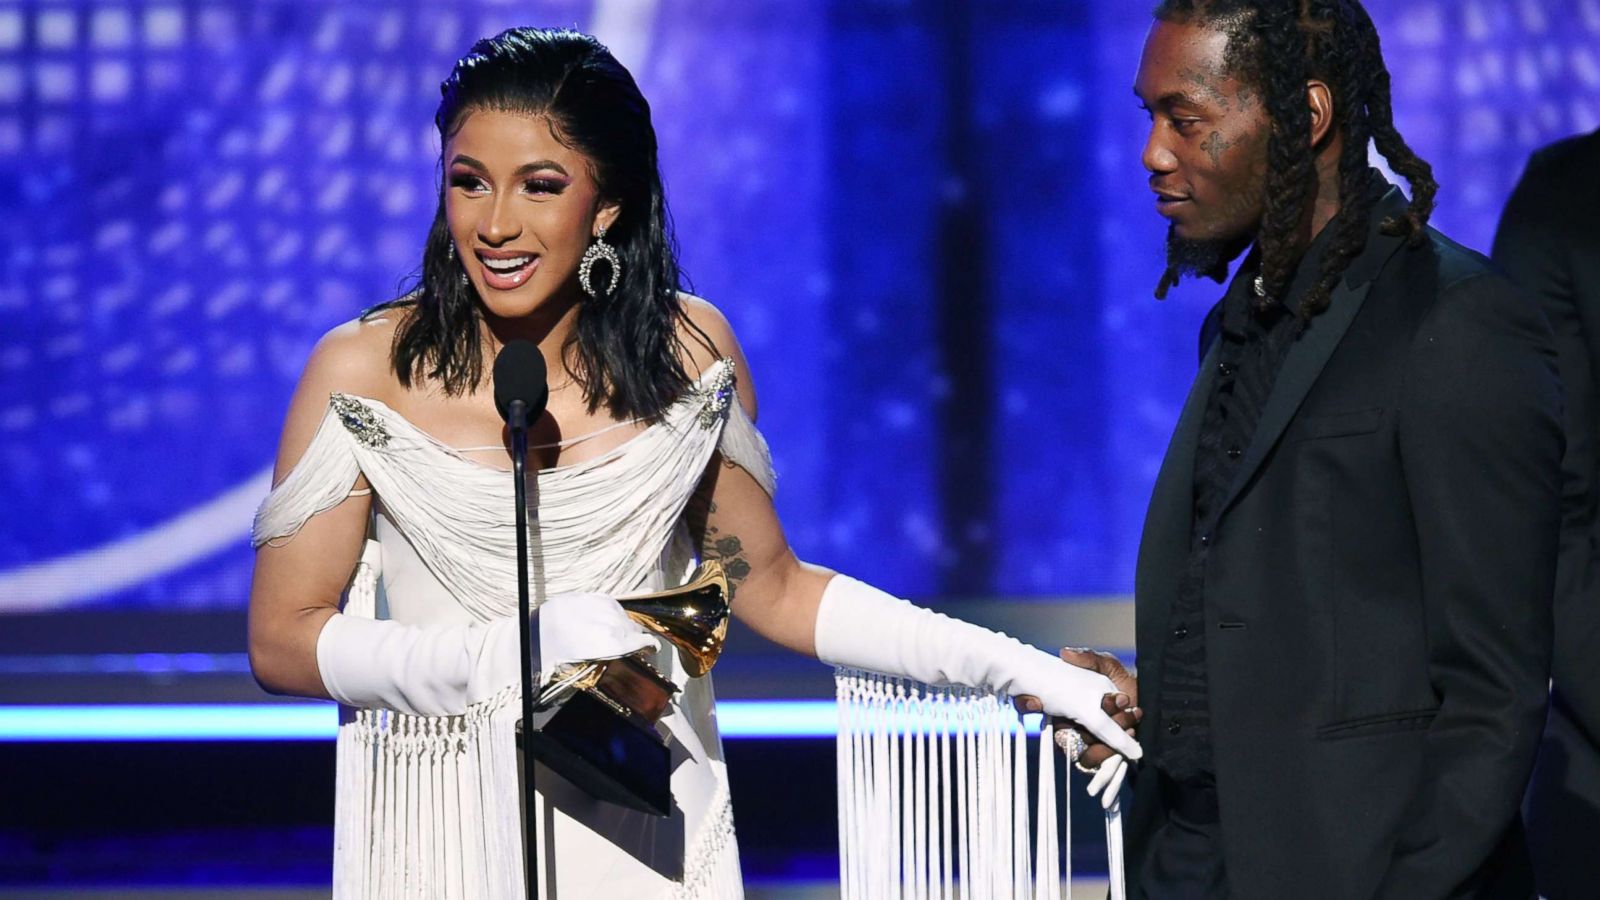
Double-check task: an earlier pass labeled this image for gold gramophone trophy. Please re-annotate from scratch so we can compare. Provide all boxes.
[519,561,731,817]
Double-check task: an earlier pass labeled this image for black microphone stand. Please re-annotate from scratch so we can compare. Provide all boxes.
[509,397,539,900]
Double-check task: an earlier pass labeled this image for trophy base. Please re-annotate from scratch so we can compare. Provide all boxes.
[518,669,674,818]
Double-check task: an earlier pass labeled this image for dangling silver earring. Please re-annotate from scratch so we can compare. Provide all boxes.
[448,241,470,287]
[579,228,622,298]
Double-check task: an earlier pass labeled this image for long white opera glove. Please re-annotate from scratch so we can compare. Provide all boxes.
[814,574,1143,761]
[315,592,655,718]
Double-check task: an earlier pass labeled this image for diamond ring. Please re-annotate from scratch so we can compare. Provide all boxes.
[1054,727,1087,764]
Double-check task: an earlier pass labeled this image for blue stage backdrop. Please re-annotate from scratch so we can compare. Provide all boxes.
[1,0,1597,616]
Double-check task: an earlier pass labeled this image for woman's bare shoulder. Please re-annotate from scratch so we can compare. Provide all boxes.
[300,306,410,403]
[270,306,410,479]
[677,294,737,367]
[676,294,757,419]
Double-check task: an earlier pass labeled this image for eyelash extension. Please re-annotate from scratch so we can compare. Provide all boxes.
[445,174,565,194]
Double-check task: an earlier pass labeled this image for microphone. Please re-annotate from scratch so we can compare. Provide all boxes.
[493,340,549,429]
[492,339,547,900]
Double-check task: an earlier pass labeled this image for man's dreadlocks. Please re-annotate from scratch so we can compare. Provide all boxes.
[1155,0,1438,317]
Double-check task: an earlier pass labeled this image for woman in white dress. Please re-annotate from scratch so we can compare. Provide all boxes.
[248,26,1141,900]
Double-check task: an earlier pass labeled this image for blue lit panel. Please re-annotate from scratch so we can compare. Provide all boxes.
[0,700,1058,741]
[0,700,837,741]
[0,703,340,742]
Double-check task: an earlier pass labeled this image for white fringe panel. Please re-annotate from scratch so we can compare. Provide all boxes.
[329,544,743,899]
[836,668,1094,900]
[673,791,744,900]
[329,541,526,899]
[332,688,526,900]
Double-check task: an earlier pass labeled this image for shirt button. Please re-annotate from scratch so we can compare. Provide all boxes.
[1227,446,1243,460]
[1173,626,1189,640]
[1168,720,1183,735]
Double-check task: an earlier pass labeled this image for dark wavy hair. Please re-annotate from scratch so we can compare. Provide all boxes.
[1155,0,1438,318]
[370,27,708,420]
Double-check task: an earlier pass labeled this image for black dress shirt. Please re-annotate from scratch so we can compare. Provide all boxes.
[1155,230,1336,783]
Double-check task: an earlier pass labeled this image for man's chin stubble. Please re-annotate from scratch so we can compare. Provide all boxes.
[1165,224,1250,284]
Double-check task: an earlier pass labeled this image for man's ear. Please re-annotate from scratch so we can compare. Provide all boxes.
[595,201,622,237]
[1307,79,1336,148]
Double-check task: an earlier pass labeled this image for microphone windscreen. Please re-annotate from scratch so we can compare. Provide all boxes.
[493,340,549,423]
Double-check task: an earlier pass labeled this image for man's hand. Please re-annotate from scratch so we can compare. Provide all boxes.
[1012,647,1141,770]
[1013,647,1140,808]
[1058,647,1139,771]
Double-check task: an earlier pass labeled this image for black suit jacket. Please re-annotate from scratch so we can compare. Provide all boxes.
[1127,186,1563,900]
[1494,128,1600,900]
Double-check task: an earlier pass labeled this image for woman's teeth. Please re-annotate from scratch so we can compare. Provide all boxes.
[478,254,537,289]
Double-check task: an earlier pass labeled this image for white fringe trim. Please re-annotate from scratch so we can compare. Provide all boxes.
[835,668,1079,900]
[674,787,743,900]
[333,683,746,899]
[333,686,524,899]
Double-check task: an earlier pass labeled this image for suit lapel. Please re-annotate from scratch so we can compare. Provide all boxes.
[1213,185,1412,520]
[1211,279,1372,520]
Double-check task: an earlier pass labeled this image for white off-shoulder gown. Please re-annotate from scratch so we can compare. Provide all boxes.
[251,359,775,899]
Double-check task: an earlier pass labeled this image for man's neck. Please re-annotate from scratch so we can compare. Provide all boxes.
[1305,142,1345,242]
[1240,147,1349,269]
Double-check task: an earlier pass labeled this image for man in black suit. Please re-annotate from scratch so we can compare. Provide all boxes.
[1068,2,1563,897]
[1494,128,1600,900]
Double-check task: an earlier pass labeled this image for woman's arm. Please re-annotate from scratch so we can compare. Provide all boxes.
[677,300,1141,759]
[686,454,834,657]
[247,319,388,700]
[676,298,830,654]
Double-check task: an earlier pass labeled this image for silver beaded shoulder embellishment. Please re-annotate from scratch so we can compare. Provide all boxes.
[695,359,737,428]
[330,394,391,449]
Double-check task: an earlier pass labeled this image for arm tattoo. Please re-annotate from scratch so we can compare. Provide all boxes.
[685,496,752,600]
